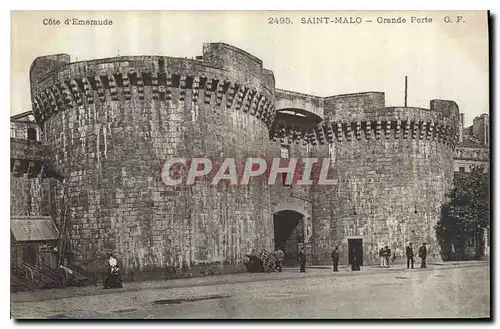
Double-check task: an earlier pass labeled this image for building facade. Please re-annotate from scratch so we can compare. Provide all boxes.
[454,113,489,174]
[12,43,462,279]
[451,113,490,259]
[10,111,64,292]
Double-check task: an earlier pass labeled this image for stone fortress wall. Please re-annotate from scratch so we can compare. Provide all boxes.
[27,42,459,277]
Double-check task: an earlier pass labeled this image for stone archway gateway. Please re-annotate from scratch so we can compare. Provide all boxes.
[273,210,305,266]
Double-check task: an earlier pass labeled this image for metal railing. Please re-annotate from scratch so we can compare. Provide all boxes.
[21,261,66,289]
[11,262,35,291]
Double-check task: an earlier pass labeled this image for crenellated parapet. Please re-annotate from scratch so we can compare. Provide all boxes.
[270,89,458,148]
[31,70,276,128]
[30,44,460,151]
[271,118,458,147]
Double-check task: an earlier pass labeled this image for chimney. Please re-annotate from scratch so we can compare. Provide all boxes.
[459,113,464,143]
[483,114,489,146]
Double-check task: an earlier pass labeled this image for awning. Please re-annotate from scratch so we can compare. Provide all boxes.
[11,217,60,242]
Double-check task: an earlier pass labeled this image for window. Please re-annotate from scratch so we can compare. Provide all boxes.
[280,144,290,159]
[279,145,292,186]
[281,173,291,187]
[459,167,465,173]
[10,127,16,138]
[27,128,37,141]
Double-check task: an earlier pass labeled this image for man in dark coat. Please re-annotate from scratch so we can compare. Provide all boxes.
[419,243,427,268]
[384,246,391,268]
[331,246,340,272]
[297,248,306,273]
[379,247,386,268]
[406,242,414,269]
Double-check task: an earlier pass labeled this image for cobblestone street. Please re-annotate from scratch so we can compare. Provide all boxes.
[11,261,490,319]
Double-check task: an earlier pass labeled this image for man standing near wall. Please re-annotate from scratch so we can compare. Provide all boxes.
[276,248,284,272]
[406,243,414,269]
[379,247,386,268]
[385,246,391,268]
[297,248,306,273]
[331,246,340,272]
[419,243,427,268]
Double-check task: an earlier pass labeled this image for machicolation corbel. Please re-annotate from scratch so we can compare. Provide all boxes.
[403,121,410,139]
[385,121,391,139]
[326,124,334,143]
[108,75,118,101]
[420,122,427,140]
[137,73,145,100]
[395,120,401,139]
[215,80,225,106]
[95,76,105,102]
[234,85,246,110]
[428,121,434,140]
[226,83,236,108]
[375,121,382,140]
[336,122,343,142]
[365,121,372,140]
[165,73,172,101]
[204,78,213,105]
[192,76,200,103]
[412,121,418,139]
[179,75,187,102]
[345,123,352,142]
[82,78,94,104]
[122,73,131,101]
[70,79,83,106]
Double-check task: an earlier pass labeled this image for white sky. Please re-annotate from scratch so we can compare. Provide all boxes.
[11,11,489,126]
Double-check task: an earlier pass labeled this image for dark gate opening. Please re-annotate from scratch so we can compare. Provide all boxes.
[22,245,37,266]
[348,238,363,266]
[273,210,304,266]
[27,128,37,141]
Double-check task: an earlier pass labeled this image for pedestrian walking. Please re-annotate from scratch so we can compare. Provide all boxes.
[419,242,427,268]
[385,246,391,268]
[297,248,306,273]
[379,247,386,268]
[406,242,414,269]
[331,246,340,272]
[275,248,284,272]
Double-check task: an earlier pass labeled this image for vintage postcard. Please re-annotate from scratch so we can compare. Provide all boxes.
[10,10,490,319]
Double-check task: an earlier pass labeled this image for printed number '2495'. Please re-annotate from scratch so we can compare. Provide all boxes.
[268,17,292,24]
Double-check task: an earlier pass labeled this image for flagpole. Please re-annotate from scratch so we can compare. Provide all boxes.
[404,76,408,107]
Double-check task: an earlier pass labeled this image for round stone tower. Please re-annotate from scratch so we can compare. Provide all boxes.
[311,93,460,265]
[29,43,276,278]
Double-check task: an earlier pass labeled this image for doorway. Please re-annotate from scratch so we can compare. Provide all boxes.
[273,210,304,265]
[348,238,363,266]
[27,128,37,141]
[22,245,37,266]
